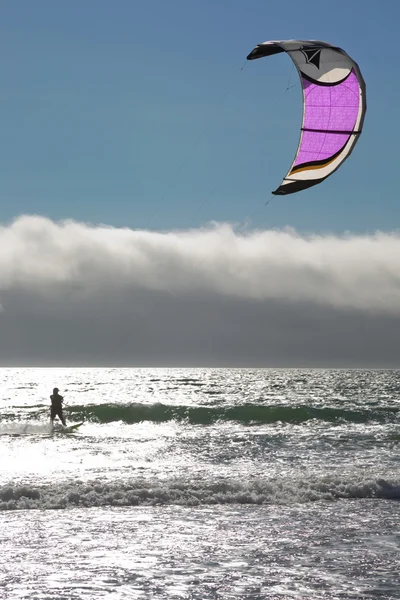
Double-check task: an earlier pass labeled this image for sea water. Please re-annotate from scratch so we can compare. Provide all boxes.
[0,368,399,599]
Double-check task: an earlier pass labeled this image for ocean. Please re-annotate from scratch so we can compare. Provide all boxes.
[1,367,399,599]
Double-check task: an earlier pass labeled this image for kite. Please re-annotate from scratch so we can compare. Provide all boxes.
[247,40,366,195]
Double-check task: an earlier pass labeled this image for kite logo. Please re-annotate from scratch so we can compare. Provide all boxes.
[301,47,322,69]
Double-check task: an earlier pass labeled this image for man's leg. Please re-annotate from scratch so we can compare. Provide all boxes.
[57,408,66,426]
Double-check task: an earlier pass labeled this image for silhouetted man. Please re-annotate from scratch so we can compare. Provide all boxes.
[50,387,66,426]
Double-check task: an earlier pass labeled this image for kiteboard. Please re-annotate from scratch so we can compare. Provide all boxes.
[54,421,84,433]
[65,421,84,432]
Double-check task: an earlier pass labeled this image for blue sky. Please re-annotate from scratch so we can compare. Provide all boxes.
[1,0,399,233]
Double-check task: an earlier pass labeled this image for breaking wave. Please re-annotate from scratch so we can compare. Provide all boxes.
[4,402,399,431]
[65,402,400,426]
[0,475,399,511]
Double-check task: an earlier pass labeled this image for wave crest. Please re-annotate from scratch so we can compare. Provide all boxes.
[65,402,400,426]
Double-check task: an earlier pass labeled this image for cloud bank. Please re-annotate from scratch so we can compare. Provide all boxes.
[1,215,400,312]
[0,215,399,366]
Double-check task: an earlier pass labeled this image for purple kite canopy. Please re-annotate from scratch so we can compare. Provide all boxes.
[247,40,366,195]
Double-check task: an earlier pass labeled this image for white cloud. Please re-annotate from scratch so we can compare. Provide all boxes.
[1,215,400,314]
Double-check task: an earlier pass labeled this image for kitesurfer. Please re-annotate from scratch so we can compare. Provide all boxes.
[50,387,67,426]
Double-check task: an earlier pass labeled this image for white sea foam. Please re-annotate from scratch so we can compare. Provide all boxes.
[1,475,399,511]
[0,422,53,436]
